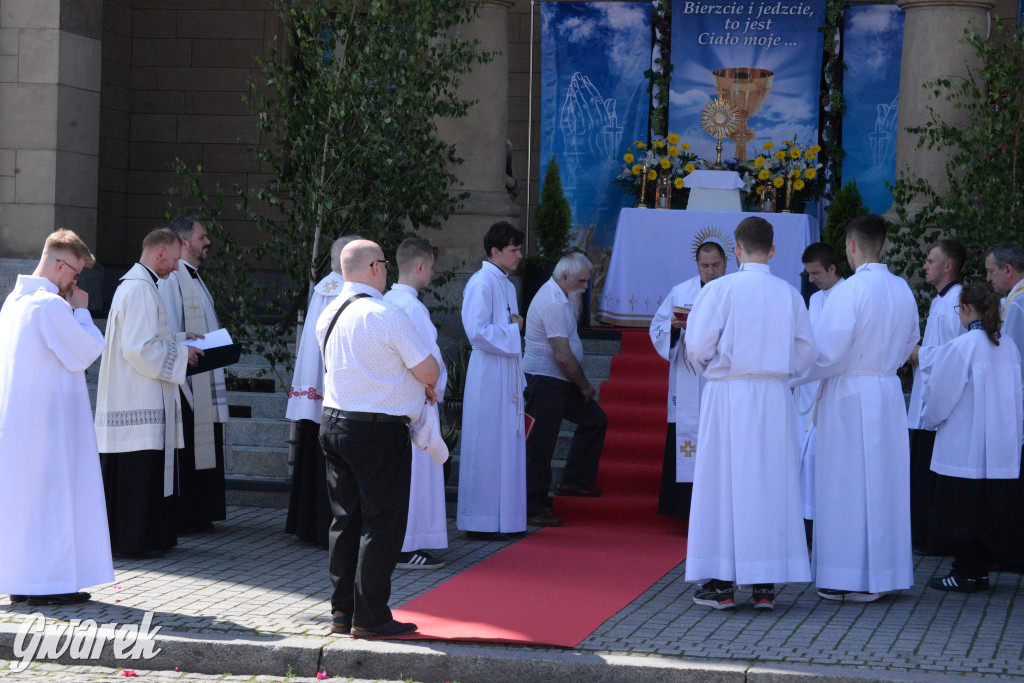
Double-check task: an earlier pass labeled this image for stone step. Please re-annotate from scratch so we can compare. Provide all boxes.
[227,390,288,419]
[229,445,291,479]
[230,416,291,447]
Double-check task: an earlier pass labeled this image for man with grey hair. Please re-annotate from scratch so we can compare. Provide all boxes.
[158,215,229,532]
[285,234,361,546]
[522,250,606,527]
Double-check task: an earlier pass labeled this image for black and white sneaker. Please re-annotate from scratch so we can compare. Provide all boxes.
[929,572,990,593]
[693,580,737,609]
[396,550,445,570]
[752,584,775,610]
[817,588,883,602]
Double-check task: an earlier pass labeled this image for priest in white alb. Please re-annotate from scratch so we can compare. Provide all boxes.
[799,215,919,602]
[457,221,527,537]
[284,234,360,546]
[649,240,726,518]
[159,216,229,532]
[0,230,112,606]
[684,217,815,611]
[95,228,203,558]
[385,237,449,568]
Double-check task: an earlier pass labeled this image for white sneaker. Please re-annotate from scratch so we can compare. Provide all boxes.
[395,550,445,570]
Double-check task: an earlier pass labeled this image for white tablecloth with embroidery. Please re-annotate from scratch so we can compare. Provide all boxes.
[596,209,819,326]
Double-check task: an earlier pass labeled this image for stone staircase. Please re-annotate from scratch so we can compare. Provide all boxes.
[86,327,623,508]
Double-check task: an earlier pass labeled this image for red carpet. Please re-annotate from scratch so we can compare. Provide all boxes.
[393,330,687,647]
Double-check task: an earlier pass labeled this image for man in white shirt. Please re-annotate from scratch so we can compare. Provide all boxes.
[523,251,606,527]
[649,241,727,519]
[905,239,966,552]
[795,242,844,542]
[684,216,815,611]
[457,222,528,538]
[801,215,920,603]
[285,234,361,547]
[317,239,439,639]
[0,230,113,606]
[158,216,229,532]
[384,237,449,568]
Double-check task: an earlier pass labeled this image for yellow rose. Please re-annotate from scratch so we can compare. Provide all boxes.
[674,177,685,189]
[805,168,817,180]
[773,176,785,189]
[648,170,658,181]
[681,143,690,151]
[660,157,671,170]
[764,141,774,150]
[668,146,680,157]
[624,153,635,163]
[758,169,770,181]
[631,164,643,176]
[775,150,786,160]
[667,133,681,144]
[793,179,806,191]
[684,163,696,173]
[789,148,801,159]
[754,156,765,168]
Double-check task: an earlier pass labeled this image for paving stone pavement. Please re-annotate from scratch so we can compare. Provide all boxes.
[1,506,1022,681]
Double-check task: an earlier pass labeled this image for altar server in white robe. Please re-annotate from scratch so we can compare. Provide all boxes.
[685,216,815,611]
[800,215,919,602]
[905,239,966,551]
[0,230,113,606]
[385,237,449,568]
[795,243,844,529]
[159,216,229,532]
[649,240,726,519]
[95,228,203,558]
[921,283,1023,593]
[457,221,527,537]
[285,235,360,547]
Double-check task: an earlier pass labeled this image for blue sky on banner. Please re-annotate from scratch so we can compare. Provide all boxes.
[841,5,904,214]
[539,1,651,248]
[668,0,825,164]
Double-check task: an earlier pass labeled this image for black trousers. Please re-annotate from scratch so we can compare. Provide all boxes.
[909,429,938,551]
[285,419,332,547]
[524,374,607,516]
[100,450,177,555]
[177,393,227,528]
[320,415,411,628]
[658,423,693,519]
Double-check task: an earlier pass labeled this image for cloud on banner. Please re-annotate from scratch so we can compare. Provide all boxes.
[539,1,652,248]
[668,0,825,165]
[840,4,904,214]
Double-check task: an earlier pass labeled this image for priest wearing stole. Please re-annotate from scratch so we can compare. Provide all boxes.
[95,228,203,558]
[649,240,726,519]
[285,234,360,547]
[457,221,527,538]
[158,216,229,532]
[800,215,919,603]
[0,230,113,606]
[684,217,815,611]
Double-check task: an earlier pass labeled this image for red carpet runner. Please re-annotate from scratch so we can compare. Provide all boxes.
[393,329,687,647]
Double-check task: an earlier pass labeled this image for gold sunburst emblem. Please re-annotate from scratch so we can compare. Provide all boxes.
[691,226,734,259]
[701,95,741,169]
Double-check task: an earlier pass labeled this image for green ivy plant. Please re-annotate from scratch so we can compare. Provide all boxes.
[818,0,847,201]
[170,0,489,368]
[887,22,1024,310]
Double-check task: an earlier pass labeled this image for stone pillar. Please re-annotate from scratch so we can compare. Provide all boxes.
[893,0,995,213]
[0,0,103,294]
[433,0,520,274]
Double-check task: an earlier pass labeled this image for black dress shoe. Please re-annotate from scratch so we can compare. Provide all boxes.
[350,619,417,638]
[26,592,91,606]
[9,595,27,604]
[330,611,351,635]
[527,513,562,527]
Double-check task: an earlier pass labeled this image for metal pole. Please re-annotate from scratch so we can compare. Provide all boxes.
[525,0,536,254]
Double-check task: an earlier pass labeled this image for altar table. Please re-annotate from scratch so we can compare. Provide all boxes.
[596,209,819,327]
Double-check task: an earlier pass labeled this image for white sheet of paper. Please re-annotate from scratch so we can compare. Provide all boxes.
[182,328,233,350]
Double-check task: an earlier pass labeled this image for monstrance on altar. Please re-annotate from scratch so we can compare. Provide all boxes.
[683,95,743,212]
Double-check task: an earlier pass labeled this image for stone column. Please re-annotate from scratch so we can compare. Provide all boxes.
[893,0,995,213]
[0,0,103,295]
[433,0,520,274]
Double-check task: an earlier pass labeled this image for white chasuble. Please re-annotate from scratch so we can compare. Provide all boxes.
[683,263,815,585]
[906,283,964,429]
[0,276,114,595]
[95,263,189,496]
[457,261,527,533]
[649,276,703,482]
[286,272,344,423]
[386,283,449,551]
[802,263,919,593]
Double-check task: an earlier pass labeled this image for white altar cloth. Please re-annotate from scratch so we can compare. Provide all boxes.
[596,209,819,327]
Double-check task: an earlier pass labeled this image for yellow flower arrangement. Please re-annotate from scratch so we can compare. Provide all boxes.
[758,169,770,181]
[667,133,681,144]
[624,153,635,164]
[668,146,680,157]
[654,140,665,149]
[614,132,703,208]
[789,148,801,159]
[774,150,786,160]
[647,169,658,181]
[754,156,765,168]
[764,141,774,150]
[743,134,823,210]
[631,164,643,176]
[674,177,685,189]
[804,168,816,180]
[793,178,806,191]
[659,157,671,170]
[684,163,696,173]
[681,143,690,151]
[773,176,785,189]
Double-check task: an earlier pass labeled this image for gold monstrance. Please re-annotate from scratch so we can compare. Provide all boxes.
[712,68,773,162]
[701,95,740,169]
